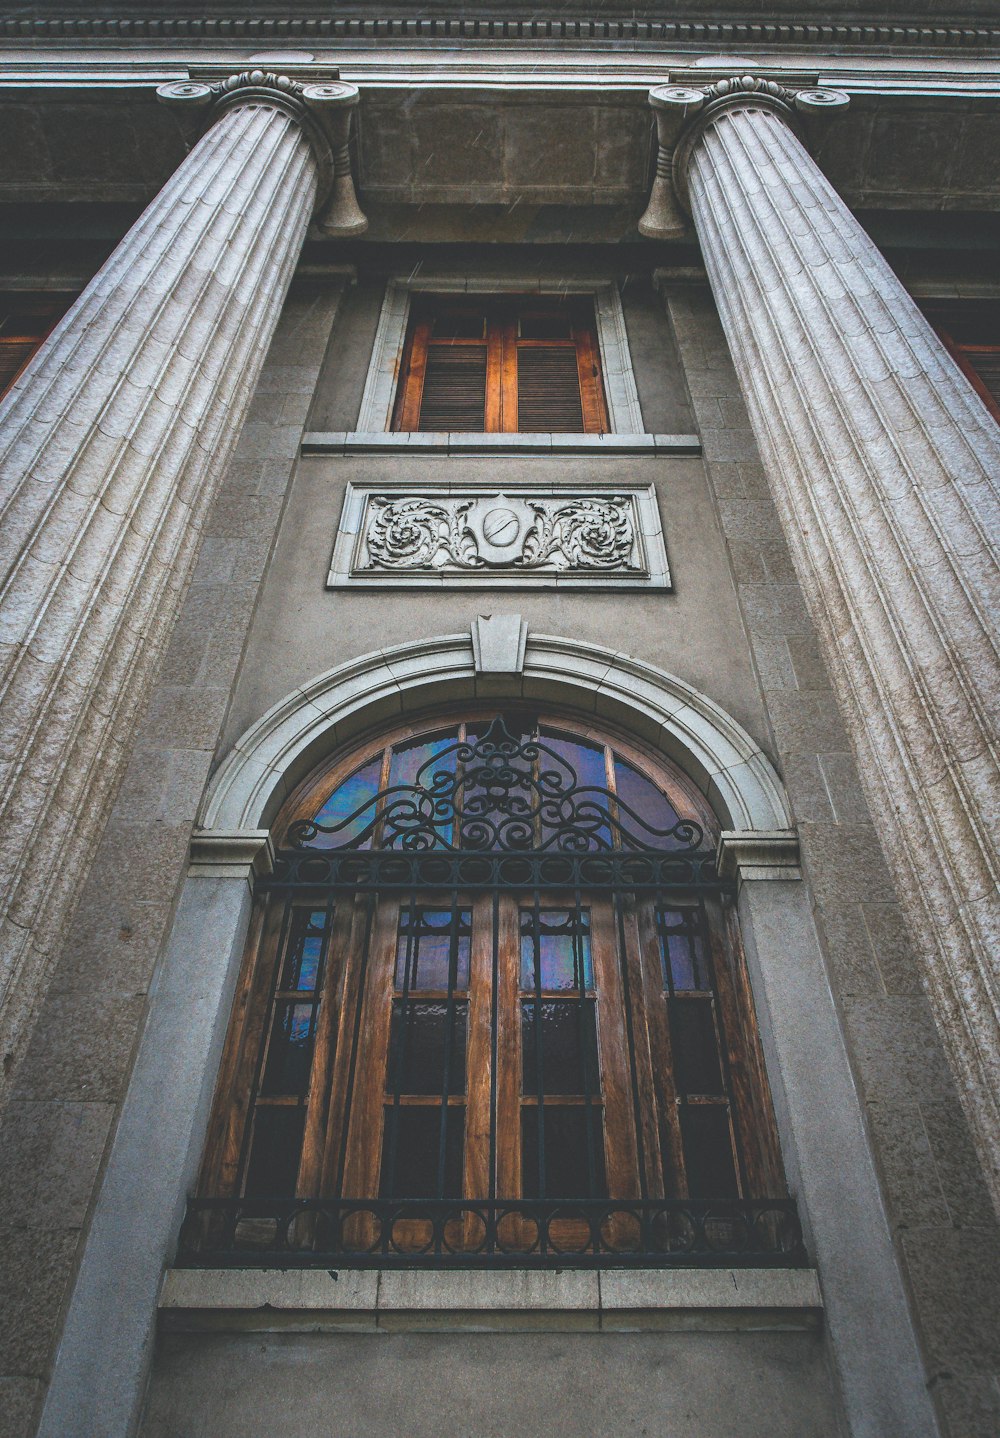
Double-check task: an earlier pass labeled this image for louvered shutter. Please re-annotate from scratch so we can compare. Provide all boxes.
[418,346,488,431]
[393,295,608,434]
[516,347,585,432]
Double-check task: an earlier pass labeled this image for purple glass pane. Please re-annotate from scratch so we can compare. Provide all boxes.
[613,757,682,846]
[395,909,471,990]
[539,732,610,848]
[520,909,592,991]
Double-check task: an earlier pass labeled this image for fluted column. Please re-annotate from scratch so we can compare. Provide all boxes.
[0,71,365,1099]
[644,78,1000,1211]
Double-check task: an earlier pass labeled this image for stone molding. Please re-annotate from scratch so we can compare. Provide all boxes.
[158,70,367,235]
[326,481,670,591]
[471,614,528,675]
[159,1265,823,1331]
[717,830,801,884]
[188,830,274,883]
[5,15,997,49]
[198,631,792,836]
[356,278,642,436]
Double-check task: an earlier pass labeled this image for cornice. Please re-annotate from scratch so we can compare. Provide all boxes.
[3,14,999,51]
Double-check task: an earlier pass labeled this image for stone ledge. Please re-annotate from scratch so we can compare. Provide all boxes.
[158,1267,822,1333]
[301,432,702,456]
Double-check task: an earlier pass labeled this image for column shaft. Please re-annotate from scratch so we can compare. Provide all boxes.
[686,100,1000,1207]
[0,99,317,1093]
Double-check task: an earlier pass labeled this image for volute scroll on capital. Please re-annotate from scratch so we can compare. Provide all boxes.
[157,70,368,236]
[638,76,849,240]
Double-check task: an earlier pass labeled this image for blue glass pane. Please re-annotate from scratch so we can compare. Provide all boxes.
[310,756,382,849]
[387,732,458,848]
[538,733,611,849]
[280,909,329,990]
[613,756,682,847]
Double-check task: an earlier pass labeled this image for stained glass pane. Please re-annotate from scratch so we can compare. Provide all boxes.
[520,908,592,991]
[658,908,709,991]
[395,908,471,990]
[539,732,610,849]
[386,732,458,848]
[309,756,382,849]
[389,1001,468,1095]
[614,756,682,847]
[280,908,329,991]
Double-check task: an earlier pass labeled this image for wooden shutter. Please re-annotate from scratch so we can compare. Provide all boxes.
[392,295,608,434]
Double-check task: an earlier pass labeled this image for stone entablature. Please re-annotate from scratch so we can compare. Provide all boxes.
[327,482,670,590]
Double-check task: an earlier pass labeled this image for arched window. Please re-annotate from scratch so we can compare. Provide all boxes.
[188,713,798,1267]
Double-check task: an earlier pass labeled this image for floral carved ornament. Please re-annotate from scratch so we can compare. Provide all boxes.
[363,493,639,572]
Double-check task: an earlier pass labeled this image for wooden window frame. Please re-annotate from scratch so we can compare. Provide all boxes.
[198,712,786,1245]
[391,295,610,434]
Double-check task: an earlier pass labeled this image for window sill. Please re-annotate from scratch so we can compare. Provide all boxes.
[301,431,702,457]
[159,1267,822,1334]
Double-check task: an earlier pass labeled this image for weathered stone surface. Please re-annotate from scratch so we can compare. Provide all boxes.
[683,93,1000,1213]
[0,88,319,1111]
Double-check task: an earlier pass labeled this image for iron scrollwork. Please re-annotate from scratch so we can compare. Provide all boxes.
[285,716,704,856]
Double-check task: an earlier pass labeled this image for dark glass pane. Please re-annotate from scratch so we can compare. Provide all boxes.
[519,311,573,341]
[389,1001,467,1095]
[521,1106,606,1199]
[613,756,683,847]
[380,1104,464,1198]
[395,908,471,990]
[280,908,329,991]
[521,1001,598,1096]
[243,1106,305,1197]
[538,733,610,849]
[681,1104,738,1198]
[658,908,709,991]
[432,311,486,340]
[309,756,382,849]
[260,1001,317,1095]
[520,908,592,991]
[672,999,724,1095]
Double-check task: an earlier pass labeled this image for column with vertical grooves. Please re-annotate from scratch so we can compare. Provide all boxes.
[0,75,340,1099]
[678,84,1000,1208]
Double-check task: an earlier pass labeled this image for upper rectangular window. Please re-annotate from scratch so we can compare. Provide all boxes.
[0,294,74,401]
[922,300,1000,426]
[391,294,609,434]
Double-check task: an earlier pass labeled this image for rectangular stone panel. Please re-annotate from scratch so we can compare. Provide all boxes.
[326,480,670,591]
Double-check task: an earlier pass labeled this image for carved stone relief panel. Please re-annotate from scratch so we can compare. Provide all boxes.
[327,483,670,590]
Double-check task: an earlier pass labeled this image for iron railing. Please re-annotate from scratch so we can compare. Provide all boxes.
[178,1195,806,1269]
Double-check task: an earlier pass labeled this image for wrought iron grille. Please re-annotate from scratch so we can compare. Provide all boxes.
[182,717,800,1269]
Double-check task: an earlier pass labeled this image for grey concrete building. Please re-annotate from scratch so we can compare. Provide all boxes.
[0,5,998,1437]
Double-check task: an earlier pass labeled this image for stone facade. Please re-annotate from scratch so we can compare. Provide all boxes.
[0,8,997,1438]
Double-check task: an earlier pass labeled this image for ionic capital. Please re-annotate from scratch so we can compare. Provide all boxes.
[638,76,848,239]
[157,70,368,236]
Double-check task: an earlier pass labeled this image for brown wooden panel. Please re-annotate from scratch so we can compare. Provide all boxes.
[591,896,640,1200]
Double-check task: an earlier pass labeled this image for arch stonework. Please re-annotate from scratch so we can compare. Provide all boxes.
[200,631,792,838]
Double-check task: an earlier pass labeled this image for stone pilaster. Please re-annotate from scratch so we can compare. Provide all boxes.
[646,78,1000,1212]
[0,72,363,1102]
